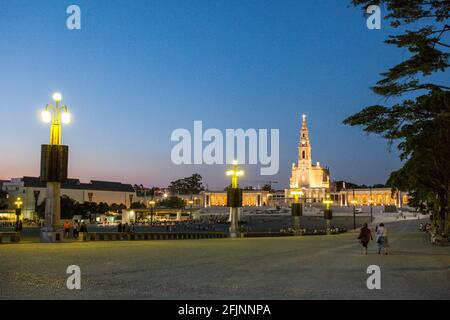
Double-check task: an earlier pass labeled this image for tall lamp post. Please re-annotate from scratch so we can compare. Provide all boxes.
[14,196,22,230]
[226,160,244,238]
[290,190,303,235]
[323,194,333,235]
[188,200,194,220]
[351,200,358,230]
[149,200,156,226]
[40,92,71,242]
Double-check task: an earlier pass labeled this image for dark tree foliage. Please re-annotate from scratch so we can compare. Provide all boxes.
[0,190,8,210]
[168,173,205,195]
[158,196,185,209]
[130,202,147,209]
[345,0,450,235]
[36,196,128,219]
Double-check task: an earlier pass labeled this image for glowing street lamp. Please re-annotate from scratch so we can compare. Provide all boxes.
[351,196,358,230]
[41,92,71,145]
[369,186,374,222]
[323,194,333,209]
[14,196,23,230]
[290,190,304,235]
[227,160,244,237]
[39,92,72,242]
[226,160,244,189]
[290,190,304,203]
[14,196,23,209]
[188,199,194,220]
[148,200,156,226]
[323,194,333,235]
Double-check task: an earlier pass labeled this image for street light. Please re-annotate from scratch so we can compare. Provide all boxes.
[14,196,23,209]
[14,196,22,231]
[290,190,304,204]
[323,194,333,235]
[226,160,244,237]
[188,200,194,220]
[351,199,358,230]
[149,200,156,226]
[41,92,71,145]
[290,190,304,234]
[39,92,71,242]
[226,162,244,189]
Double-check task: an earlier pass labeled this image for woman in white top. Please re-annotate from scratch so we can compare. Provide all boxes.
[376,223,388,255]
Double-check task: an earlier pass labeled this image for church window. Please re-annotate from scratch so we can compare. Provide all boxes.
[302,151,306,159]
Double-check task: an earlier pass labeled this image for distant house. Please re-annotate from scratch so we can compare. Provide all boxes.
[1,177,136,219]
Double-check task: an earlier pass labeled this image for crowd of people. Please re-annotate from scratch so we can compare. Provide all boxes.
[63,220,88,239]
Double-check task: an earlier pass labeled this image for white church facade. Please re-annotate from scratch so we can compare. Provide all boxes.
[285,114,330,203]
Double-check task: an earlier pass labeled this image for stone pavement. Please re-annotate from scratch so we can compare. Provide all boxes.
[0,219,448,299]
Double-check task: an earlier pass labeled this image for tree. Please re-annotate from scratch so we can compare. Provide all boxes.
[262,184,274,192]
[130,202,147,209]
[0,190,8,210]
[344,1,450,235]
[158,196,185,209]
[60,195,78,219]
[110,203,127,213]
[168,173,205,195]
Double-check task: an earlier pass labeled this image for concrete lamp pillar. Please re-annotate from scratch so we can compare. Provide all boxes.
[39,93,71,243]
[226,161,244,238]
[323,194,333,235]
[290,191,303,235]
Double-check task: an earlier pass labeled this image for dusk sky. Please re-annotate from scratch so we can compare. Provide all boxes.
[0,0,416,189]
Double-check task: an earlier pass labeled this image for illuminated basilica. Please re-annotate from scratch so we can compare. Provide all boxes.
[201,113,409,208]
[286,114,330,202]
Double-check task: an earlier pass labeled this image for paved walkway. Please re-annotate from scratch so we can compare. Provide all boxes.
[0,219,448,299]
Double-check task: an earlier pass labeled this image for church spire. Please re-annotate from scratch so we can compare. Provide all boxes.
[298,113,311,166]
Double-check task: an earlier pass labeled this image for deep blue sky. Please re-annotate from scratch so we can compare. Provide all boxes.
[0,0,416,189]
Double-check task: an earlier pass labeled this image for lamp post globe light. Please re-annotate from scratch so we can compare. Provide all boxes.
[39,92,71,242]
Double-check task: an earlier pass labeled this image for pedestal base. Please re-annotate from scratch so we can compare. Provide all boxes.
[229,231,241,238]
[326,219,331,235]
[40,230,64,243]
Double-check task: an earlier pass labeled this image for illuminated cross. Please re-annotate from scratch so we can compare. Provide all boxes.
[323,194,333,210]
[226,160,244,188]
[14,196,23,209]
[290,190,304,203]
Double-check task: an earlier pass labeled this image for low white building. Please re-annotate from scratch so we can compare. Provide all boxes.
[2,177,136,219]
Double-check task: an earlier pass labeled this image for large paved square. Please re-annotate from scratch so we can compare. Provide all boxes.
[0,220,449,299]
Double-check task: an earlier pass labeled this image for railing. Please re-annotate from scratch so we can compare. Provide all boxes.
[78,232,227,241]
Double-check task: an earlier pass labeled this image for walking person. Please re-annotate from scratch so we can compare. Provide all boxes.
[72,222,79,239]
[375,223,389,255]
[358,222,373,255]
[63,220,71,238]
